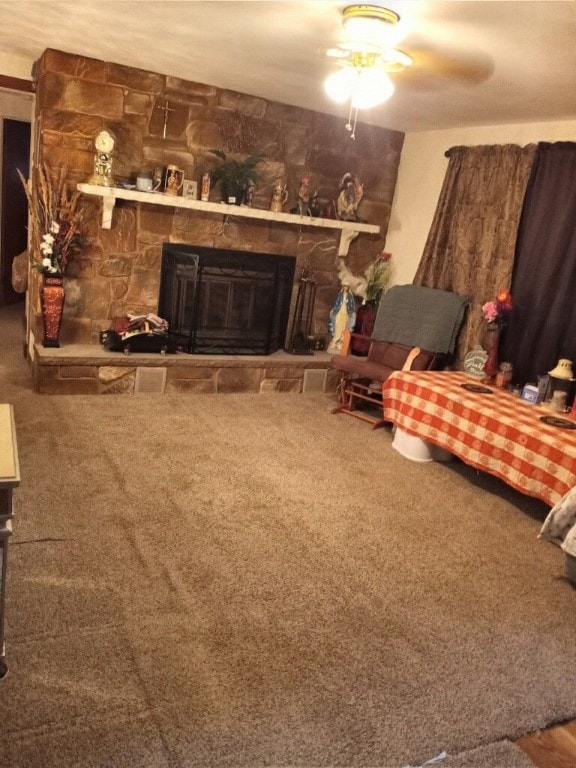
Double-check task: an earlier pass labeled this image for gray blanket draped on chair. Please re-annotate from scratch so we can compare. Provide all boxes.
[372,285,468,355]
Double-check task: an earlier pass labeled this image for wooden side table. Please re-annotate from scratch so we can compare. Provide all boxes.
[0,404,20,678]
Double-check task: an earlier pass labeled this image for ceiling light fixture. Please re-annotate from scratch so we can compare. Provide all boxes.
[325,4,412,138]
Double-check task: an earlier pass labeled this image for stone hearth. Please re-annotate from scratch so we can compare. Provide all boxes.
[32,344,340,396]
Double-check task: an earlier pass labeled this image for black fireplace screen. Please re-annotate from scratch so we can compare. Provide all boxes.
[158,244,296,355]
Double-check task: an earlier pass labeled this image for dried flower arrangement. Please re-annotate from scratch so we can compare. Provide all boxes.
[18,165,86,275]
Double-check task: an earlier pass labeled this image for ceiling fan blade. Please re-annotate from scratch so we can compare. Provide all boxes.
[398,47,494,91]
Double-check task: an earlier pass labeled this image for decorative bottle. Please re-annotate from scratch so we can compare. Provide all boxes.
[201,173,211,202]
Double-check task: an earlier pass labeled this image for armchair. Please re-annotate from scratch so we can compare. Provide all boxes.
[330,284,468,428]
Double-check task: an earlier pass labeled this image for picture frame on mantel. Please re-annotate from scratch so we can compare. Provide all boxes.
[183,180,198,200]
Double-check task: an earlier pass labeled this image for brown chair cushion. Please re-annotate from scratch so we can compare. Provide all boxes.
[367,341,436,370]
[332,341,439,381]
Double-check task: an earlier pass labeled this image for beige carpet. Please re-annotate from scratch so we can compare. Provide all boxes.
[0,303,570,767]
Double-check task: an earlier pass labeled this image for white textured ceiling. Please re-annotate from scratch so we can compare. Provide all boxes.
[1,0,575,133]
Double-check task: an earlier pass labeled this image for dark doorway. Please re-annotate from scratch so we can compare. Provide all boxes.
[159,244,296,355]
[1,118,31,306]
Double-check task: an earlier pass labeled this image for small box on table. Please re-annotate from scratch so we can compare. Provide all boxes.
[520,384,539,404]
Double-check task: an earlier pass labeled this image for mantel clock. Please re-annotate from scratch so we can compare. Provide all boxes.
[87,130,115,187]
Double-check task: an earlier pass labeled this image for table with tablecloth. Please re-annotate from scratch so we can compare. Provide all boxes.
[382,370,576,507]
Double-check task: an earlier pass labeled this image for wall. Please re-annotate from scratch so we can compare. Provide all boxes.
[0,89,33,121]
[386,119,576,286]
[0,53,32,81]
[32,49,404,347]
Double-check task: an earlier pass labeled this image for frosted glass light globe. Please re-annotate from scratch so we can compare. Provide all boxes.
[325,64,395,111]
[352,68,394,109]
[324,68,357,103]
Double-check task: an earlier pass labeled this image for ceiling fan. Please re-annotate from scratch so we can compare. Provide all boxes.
[324,4,412,136]
[324,4,492,137]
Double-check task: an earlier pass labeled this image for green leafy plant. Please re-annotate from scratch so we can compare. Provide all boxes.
[208,149,265,203]
[364,251,393,303]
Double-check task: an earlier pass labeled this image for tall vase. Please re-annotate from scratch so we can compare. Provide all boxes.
[483,324,500,380]
[40,273,65,347]
[351,300,378,356]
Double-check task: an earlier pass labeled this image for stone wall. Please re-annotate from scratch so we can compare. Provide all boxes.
[31,48,404,346]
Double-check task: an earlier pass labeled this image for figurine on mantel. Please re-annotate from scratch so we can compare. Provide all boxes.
[309,190,321,217]
[270,181,288,213]
[244,181,255,207]
[336,172,364,221]
[291,174,312,216]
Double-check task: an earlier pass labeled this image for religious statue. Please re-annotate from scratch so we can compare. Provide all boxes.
[336,172,364,221]
[327,284,357,354]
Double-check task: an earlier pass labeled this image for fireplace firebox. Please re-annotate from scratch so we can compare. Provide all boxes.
[159,244,296,355]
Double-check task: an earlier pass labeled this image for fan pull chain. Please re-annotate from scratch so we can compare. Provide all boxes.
[345,101,358,140]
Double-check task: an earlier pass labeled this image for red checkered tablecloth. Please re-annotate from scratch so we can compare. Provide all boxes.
[382,370,576,507]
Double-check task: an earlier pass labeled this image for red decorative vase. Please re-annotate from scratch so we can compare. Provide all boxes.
[351,300,378,356]
[483,325,500,380]
[40,274,65,347]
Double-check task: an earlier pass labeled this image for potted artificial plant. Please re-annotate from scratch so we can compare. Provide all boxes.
[208,149,265,205]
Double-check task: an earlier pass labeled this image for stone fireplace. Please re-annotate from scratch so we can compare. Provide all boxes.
[28,48,405,394]
[159,243,295,355]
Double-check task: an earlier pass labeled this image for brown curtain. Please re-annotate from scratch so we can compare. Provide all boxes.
[413,144,536,367]
[500,142,576,386]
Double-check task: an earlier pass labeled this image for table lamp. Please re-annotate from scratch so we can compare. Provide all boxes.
[547,358,575,411]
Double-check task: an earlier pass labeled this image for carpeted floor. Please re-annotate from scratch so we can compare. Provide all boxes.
[0,302,571,767]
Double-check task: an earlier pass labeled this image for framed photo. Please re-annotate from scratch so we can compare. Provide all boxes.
[183,180,198,200]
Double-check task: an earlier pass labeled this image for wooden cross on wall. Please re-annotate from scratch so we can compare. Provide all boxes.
[157,100,175,139]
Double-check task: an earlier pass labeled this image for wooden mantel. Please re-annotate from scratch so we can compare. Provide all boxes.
[77,184,380,257]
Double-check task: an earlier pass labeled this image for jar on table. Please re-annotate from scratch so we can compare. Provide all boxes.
[550,390,567,412]
[495,362,513,389]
